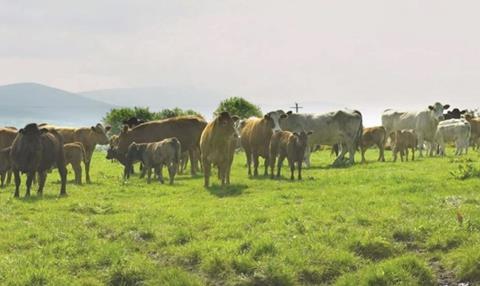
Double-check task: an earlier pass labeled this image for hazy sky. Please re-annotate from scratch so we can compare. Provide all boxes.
[1,0,480,124]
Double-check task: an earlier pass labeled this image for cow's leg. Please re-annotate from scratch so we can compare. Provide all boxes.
[417,133,424,157]
[304,147,311,168]
[245,148,252,176]
[405,148,409,162]
[361,147,366,163]
[73,162,82,185]
[169,164,176,185]
[411,147,415,161]
[13,169,21,198]
[85,156,92,184]
[270,153,277,179]
[252,151,259,177]
[288,158,295,180]
[37,171,47,196]
[57,160,67,196]
[0,171,5,188]
[6,170,12,185]
[25,172,34,197]
[347,143,355,164]
[277,154,285,178]
[203,158,211,187]
[188,148,196,176]
[263,157,269,176]
[297,159,303,180]
[226,160,232,185]
[146,164,153,184]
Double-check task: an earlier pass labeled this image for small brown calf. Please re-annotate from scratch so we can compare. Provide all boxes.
[392,129,417,162]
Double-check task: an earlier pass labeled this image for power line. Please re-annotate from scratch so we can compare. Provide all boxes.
[290,102,303,113]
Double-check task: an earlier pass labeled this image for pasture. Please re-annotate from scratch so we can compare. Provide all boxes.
[0,148,479,285]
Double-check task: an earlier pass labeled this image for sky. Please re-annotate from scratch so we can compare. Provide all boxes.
[1,0,480,125]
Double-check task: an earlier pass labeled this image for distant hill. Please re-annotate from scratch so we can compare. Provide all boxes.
[80,86,225,119]
[0,82,114,127]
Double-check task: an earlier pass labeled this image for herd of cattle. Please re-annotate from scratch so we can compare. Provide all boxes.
[1,102,479,197]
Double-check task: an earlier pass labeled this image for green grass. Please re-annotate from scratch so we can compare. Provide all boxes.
[1,148,480,285]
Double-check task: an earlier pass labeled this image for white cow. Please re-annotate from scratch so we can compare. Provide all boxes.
[435,119,471,156]
[381,102,450,157]
[276,110,363,166]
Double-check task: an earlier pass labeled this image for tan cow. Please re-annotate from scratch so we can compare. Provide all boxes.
[0,147,12,188]
[0,127,17,187]
[64,142,87,184]
[391,129,418,162]
[42,123,111,183]
[464,114,480,149]
[359,126,387,163]
[200,112,239,187]
[270,131,312,180]
[240,114,276,176]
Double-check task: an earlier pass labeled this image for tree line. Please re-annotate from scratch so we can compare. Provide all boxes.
[103,97,263,134]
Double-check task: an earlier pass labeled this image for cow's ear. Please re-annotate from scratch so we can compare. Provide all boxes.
[19,128,24,134]
[264,114,270,120]
[293,132,298,136]
[428,105,434,110]
[91,126,96,131]
[443,104,450,110]
[105,125,112,131]
[287,111,293,115]
[307,130,313,135]
[461,109,468,114]
[40,128,49,134]
[231,115,240,122]
[280,114,287,119]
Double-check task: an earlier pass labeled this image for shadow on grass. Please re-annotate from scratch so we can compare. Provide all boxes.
[206,183,248,197]
[15,192,67,202]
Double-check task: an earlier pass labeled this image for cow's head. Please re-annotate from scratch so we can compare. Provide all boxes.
[293,130,313,148]
[278,110,304,131]
[428,103,450,121]
[266,110,286,132]
[90,123,111,145]
[216,112,239,137]
[444,108,467,120]
[262,114,277,132]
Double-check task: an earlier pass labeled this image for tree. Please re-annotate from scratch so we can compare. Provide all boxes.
[214,97,262,119]
[156,108,202,120]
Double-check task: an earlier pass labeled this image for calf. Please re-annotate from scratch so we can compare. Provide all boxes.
[240,113,277,176]
[270,131,312,180]
[391,129,417,162]
[359,126,387,163]
[200,112,239,187]
[435,119,471,156]
[125,138,181,184]
[64,142,87,184]
[10,123,67,197]
[0,147,12,188]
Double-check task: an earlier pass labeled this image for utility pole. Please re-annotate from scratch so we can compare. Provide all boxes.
[290,102,303,113]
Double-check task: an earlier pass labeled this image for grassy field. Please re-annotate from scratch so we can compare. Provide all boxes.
[1,148,480,285]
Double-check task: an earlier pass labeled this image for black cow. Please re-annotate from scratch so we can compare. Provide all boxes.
[122,117,147,129]
[444,108,467,120]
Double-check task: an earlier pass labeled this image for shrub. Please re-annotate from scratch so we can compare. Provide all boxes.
[214,97,262,119]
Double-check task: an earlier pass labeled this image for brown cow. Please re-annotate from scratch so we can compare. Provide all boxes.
[270,131,312,180]
[42,123,111,183]
[64,142,87,184]
[240,114,276,176]
[0,127,17,187]
[0,147,12,188]
[117,116,207,175]
[10,123,67,197]
[359,126,387,163]
[200,112,239,187]
[464,114,480,149]
[391,129,417,162]
[124,138,181,184]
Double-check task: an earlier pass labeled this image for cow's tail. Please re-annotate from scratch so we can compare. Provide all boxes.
[353,110,363,151]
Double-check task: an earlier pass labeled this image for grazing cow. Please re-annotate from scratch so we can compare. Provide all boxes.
[0,127,17,187]
[117,116,207,176]
[125,138,181,184]
[64,142,87,184]
[444,108,467,120]
[270,130,312,180]
[10,123,67,197]
[200,112,239,187]
[42,123,111,183]
[0,147,12,188]
[382,102,450,157]
[391,129,417,162]
[359,126,387,163]
[122,117,147,128]
[277,110,363,166]
[464,114,480,150]
[435,119,471,156]
[240,114,277,176]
